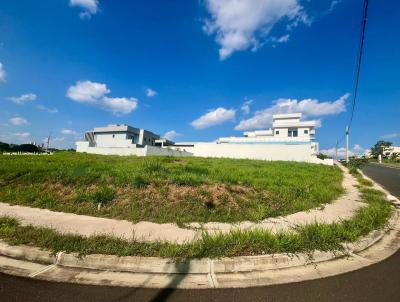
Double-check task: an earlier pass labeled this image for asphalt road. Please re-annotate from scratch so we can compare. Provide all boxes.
[362,163,400,198]
[1,163,400,302]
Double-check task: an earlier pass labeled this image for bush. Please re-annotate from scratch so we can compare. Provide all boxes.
[346,156,368,173]
[92,186,115,204]
[11,144,40,153]
[317,153,329,160]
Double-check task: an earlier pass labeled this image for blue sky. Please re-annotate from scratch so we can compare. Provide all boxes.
[0,0,399,155]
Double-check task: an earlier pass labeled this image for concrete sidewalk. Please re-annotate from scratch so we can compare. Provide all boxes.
[0,165,363,244]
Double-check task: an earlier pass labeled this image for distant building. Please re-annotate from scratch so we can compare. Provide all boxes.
[76,114,332,165]
[217,113,317,147]
[383,146,400,158]
[76,124,191,157]
[172,113,330,164]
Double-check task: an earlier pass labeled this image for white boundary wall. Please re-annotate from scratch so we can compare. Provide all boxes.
[173,143,333,165]
[76,141,333,165]
[76,142,192,157]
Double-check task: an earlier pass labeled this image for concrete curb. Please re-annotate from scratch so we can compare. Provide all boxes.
[0,208,398,288]
[0,167,399,288]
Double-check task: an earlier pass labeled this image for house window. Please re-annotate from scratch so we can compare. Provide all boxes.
[304,129,309,134]
[288,128,298,137]
[275,130,280,135]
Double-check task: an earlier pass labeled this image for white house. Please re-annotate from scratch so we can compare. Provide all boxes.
[383,146,400,158]
[76,124,191,157]
[75,113,332,165]
[172,113,332,165]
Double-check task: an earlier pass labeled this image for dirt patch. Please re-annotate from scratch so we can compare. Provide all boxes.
[36,181,272,208]
[43,182,77,200]
[129,183,269,208]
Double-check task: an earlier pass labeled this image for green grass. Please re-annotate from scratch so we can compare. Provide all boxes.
[0,152,343,224]
[350,170,374,187]
[0,174,393,259]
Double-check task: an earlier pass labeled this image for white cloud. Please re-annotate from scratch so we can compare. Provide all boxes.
[320,144,369,159]
[163,130,181,141]
[0,62,6,82]
[61,129,79,136]
[202,0,310,59]
[9,117,29,126]
[67,81,109,103]
[36,105,59,114]
[241,99,253,115]
[8,93,37,105]
[191,107,236,130]
[146,88,157,97]
[101,97,138,115]
[66,80,138,115]
[69,0,99,19]
[235,93,349,130]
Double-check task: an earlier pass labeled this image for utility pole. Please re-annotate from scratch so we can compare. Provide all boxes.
[335,140,339,161]
[45,133,51,153]
[345,126,349,163]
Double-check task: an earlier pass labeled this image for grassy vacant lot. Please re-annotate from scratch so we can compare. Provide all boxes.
[0,174,393,258]
[0,152,343,224]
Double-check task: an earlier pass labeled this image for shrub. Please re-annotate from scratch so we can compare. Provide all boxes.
[92,186,115,204]
[317,153,329,160]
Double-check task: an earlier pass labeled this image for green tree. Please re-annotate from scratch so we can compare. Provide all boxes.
[11,144,39,153]
[0,142,11,152]
[370,140,392,158]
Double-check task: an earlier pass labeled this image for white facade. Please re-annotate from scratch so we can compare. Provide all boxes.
[76,124,192,157]
[75,114,332,165]
[172,113,332,165]
[383,146,400,158]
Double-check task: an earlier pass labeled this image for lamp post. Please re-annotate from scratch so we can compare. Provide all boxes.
[345,126,349,163]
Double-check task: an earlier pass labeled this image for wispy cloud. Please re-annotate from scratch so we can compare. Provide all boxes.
[0,62,6,82]
[146,88,157,97]
[191,107,236,130]
[9,117,29,126]
[61,129,80,136]
[328,0,341,13]
[240,99,253,115]
[36,105,59,114]
[380,133,399,139]
[8,93,37,105]
[235,93,349,131]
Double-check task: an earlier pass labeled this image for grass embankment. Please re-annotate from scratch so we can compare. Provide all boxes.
[0,152,343,224]
[0,171,393,258]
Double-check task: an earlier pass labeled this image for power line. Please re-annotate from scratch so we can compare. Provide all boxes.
[334,0,369,156]
[348,0,369,130]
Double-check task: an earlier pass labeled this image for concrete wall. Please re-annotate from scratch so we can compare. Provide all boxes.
[76,141,192,157]
[172,142,332,165]
[95,133,132,148]
[77,141,332,165]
